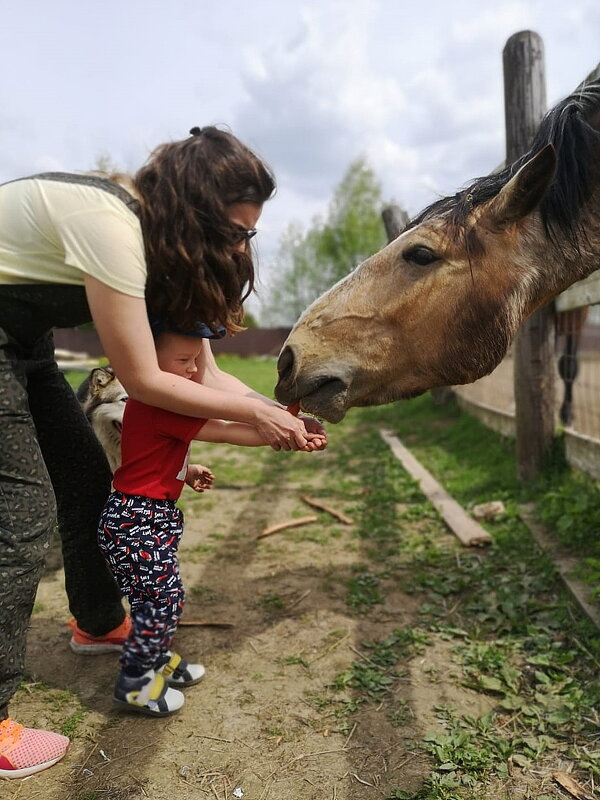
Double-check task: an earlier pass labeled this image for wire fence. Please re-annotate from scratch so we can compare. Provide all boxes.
[454,304,600,478]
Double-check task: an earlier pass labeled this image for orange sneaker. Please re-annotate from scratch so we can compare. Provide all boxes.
[0,718,69,778]
[67,616,132,654]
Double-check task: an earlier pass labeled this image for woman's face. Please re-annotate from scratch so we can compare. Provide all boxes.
[227,202,262,254]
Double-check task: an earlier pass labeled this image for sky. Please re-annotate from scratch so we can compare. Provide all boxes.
[1,0,598,317]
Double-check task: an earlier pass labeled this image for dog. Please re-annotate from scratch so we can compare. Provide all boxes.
[76,366,127,473]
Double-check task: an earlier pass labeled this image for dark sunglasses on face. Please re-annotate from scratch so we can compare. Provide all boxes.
[233,227,258,244]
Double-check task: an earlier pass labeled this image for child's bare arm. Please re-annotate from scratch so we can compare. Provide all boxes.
[196,420,327,451]
[195,420,267,447]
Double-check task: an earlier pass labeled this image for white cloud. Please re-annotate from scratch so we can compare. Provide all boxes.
[0,0,598,302]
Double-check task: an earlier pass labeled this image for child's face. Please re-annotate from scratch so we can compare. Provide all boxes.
[155,333,204,379]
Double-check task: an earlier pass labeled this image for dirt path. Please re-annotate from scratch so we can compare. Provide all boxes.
[4,409,587,800]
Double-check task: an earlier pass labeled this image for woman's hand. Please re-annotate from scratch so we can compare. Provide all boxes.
[253,404,311,451]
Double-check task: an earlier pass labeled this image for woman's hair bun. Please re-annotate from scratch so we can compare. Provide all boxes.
[189,126,202,136]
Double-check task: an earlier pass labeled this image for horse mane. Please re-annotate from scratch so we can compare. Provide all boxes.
[410,80,600,254]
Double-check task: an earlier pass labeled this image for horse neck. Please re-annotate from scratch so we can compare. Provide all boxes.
[527,183,600,306]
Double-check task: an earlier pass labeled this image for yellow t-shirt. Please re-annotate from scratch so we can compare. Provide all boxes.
[0,175,146,297]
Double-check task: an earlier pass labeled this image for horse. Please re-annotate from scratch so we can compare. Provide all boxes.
[274,80,600,423]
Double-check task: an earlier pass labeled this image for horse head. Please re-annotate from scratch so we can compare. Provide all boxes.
[276,146,561,422]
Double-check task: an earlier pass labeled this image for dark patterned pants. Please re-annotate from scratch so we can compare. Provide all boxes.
[98,492,185,673]
[0,303,126,715]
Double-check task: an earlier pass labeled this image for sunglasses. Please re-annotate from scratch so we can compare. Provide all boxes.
[233,227,258,244]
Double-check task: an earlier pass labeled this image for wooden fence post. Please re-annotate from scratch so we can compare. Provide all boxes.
[503,31,555,481]
[381,205,409,241]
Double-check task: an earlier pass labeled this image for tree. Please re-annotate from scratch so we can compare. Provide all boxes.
[261,157,392,326]
[242,311,259,329]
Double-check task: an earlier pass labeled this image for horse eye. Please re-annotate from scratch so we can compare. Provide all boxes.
[403,246,439,266]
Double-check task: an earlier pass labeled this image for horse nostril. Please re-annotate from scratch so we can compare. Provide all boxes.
[277,345,295,383]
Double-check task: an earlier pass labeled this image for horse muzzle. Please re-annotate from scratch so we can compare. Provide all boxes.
[275,344,352,423]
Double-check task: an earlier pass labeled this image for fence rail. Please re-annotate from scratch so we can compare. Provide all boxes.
[383,45,600,482]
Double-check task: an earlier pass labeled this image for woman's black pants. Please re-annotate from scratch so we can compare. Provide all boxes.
[0,326,124,715]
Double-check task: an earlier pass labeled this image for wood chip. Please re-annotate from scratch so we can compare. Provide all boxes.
[256,515,318,539]
[300,495,354,525]
[553,771,595,800]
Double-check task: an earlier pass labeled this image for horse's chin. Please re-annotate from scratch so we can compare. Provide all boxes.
[298,376,430,421]
[298,380,350,423]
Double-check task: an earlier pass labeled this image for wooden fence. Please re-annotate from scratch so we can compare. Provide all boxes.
[456,42,600,480]
[53,326,292,360]
[385,34,600,482]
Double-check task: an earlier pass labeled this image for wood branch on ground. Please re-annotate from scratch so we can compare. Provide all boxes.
[380,429,492,547]
[300,494,354,525]
[553,771,595,800]
[178,620,234,628]
[257,515,318,539]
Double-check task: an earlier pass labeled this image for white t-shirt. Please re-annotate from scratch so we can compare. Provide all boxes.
[0,176,146,298]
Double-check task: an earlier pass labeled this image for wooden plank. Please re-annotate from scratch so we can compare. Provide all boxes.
[455,395,516,439]
[564,429,600,480]
[519,502,600,631]
[380,429,492,547]
[555,269,600,311]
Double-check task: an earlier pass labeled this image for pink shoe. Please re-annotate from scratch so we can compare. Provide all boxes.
[0,718,69,778]
[67,616,132,654]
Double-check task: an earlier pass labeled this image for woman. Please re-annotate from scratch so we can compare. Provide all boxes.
[0,126,324,778]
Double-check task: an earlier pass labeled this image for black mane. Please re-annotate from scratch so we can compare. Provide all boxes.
[410,79,600,252]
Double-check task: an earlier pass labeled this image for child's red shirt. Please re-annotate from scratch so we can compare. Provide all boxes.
[112,398,206,500]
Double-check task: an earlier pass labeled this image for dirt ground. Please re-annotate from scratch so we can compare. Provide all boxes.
[1,424,535,800]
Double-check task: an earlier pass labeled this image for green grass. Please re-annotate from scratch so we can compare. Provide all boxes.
[64,369,92,390]
[64,354,600,798]
[364,393,600,589]
[215,354,279,398]
[336,398,600,798]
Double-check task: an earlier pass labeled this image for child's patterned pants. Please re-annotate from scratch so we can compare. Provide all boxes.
[98,491,185,673]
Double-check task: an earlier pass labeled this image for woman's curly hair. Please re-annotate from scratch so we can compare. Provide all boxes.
[134,126,276,334]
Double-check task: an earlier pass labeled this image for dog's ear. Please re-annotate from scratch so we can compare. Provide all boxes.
[89,366,116,393]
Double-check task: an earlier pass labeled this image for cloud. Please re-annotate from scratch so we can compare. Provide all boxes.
[235,1,406,201]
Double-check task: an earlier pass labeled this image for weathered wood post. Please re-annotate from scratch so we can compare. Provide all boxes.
[381,205,409,241]
[503,31,555,481]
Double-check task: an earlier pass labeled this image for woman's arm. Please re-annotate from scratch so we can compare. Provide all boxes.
[198,340,328,440]
[84,276,310,449]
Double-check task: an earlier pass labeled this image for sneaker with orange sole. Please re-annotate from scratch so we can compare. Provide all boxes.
[0,718,69,778]
[67,616,132,654]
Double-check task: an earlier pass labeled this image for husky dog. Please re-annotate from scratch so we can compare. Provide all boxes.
[76,366,127,473]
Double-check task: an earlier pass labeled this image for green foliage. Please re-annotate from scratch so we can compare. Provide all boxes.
[345,567,385,613]
[242,311,259,328]
[262,157,392,325]
[537,469,600,552]
[93,152,123,174]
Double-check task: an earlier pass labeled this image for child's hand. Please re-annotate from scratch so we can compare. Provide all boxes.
[302,432,328,452]
[186,464,215,492]
[288,404,328,451]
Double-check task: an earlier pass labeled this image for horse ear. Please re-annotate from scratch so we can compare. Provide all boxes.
[483,143,557,231]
